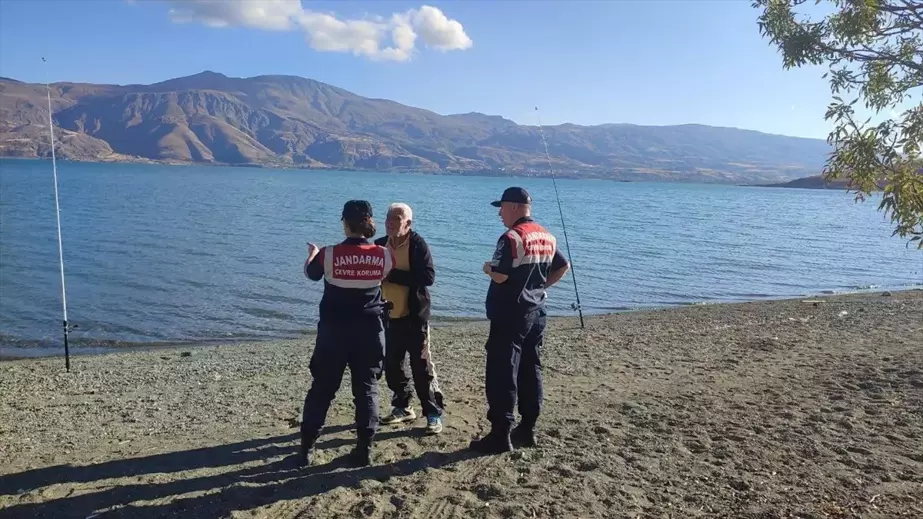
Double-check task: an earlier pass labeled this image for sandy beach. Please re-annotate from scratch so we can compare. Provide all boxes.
[1,290,921,519]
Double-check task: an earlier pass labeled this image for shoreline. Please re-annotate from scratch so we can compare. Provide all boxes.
[1,289,920,518]
[1,155,802,184]
[2,286,919,361]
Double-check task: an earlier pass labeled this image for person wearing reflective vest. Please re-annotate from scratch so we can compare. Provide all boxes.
[300,200,395,467]
[470,187,571,454]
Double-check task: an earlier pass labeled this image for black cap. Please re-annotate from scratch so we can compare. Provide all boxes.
[341,200,373,221]
[491,187,532,207]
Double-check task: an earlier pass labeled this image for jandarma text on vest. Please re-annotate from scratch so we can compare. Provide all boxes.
[333,254,385,268]
[522,232,555,254]
[333,253,385,279]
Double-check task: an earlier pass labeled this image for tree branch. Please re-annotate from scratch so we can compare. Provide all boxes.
[886,0,923,26]
[818,40,923,76]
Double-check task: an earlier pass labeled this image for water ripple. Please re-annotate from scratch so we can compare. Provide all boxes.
[2,159,921,348]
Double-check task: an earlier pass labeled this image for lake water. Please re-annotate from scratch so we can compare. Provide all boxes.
[1,158,920,355]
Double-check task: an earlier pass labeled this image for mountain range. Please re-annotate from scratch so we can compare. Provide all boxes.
[0,71,831,183]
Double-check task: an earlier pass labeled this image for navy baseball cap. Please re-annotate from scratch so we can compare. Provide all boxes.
[342,200,373,220]
[491,187,532,207]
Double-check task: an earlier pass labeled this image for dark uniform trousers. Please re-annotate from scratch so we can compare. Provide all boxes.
[301,316,386,443]
[385,317,445,416]
[485,308,546,429]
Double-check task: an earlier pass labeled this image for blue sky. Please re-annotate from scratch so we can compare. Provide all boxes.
[0,0,909,139]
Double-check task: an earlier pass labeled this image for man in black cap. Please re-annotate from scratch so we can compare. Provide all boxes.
[470,187,570,454]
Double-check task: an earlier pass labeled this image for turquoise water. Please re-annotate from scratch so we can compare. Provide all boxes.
[1,158,920,352]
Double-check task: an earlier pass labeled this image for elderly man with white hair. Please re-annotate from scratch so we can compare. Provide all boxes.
[374,202,445,434]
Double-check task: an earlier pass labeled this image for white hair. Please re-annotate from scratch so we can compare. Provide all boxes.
[388,202,413,221]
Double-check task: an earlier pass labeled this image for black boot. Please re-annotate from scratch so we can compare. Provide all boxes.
[298,434,317,467]
[350,438,372,467]
[469,425,513,454]
[511,425,536,448]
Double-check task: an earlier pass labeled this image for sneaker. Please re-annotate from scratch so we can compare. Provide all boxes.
[425,415,443,435]
[379,407,416,425]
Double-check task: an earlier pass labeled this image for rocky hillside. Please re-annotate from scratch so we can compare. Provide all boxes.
[0,71,831,183]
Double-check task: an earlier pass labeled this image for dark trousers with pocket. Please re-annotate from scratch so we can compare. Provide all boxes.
[485,308,546,430]
[384,317,445,417]
[301,315,386,443]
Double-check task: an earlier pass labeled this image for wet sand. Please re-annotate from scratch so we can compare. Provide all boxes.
[1,291,921,518]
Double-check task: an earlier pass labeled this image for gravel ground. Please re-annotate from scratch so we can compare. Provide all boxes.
[1,290,921,519]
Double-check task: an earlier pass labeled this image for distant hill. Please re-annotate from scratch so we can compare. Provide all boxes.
[761,175,852,189]
[0,71,831,183]
[760,174,908,190]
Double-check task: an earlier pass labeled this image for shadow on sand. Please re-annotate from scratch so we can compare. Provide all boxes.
[0,426,478,518]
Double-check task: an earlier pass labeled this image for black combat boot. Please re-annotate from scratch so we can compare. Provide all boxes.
[298,434,317,467]
[350,437,372,467]
[469,425,514,454]
[511,425,537,448]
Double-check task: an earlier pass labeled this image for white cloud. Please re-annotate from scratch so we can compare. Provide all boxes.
[409,6,472,51]
[158,0,472,62]
[167,0,303,31]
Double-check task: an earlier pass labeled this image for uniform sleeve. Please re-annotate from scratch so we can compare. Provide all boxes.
[489,235,513,275]
[551,246,569,271]
[305,248,325,281]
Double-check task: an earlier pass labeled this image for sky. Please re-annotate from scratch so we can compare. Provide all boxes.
[0,0,913,139]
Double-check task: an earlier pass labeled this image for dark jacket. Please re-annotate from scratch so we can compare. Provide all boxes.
[374,230,435,322]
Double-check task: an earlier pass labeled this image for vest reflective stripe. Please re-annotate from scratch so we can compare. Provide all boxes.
[506,223,557,268]
[323,244,393,289]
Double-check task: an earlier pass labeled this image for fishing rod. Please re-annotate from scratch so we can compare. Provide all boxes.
[42,57,71,372]
[534,107,585,329]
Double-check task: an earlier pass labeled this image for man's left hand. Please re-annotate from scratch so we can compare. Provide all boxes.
[483,262,492,275]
